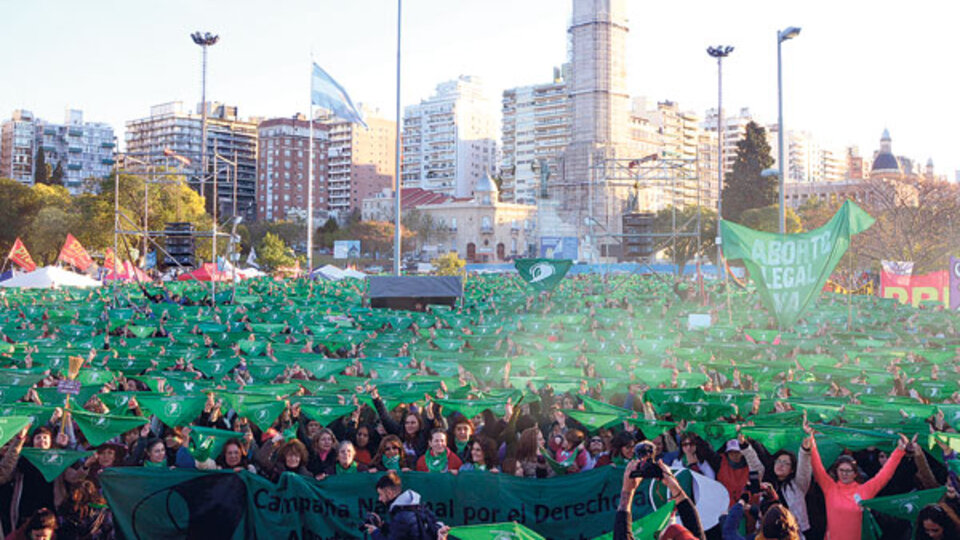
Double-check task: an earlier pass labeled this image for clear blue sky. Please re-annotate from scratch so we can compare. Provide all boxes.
[2,0,956,175]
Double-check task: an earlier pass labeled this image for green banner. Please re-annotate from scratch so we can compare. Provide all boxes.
[101,466,680,540]
[514,259,573,292]
[720,200,874,326]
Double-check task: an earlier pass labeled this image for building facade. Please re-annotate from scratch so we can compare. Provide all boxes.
[0,110,37,184]
[126,101,259,222]
[319,107,396,219]
[401,76,497,198]
[36,109,115,193]
[257,116,328,222]
[500,69,571,205]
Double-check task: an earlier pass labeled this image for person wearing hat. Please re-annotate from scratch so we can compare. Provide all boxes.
[716,434,763,509]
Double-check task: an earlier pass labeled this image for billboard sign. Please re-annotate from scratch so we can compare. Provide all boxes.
[539,237,578,260]
[333,240,360,259]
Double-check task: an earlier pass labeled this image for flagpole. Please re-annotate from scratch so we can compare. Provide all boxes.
[113,157,120,308]
[392,0,403,276]
[307,55,315,278]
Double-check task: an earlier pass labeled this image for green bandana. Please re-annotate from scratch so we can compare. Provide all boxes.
[336,461,358,474]
[425,450,449,472]
[20,448,94,482]
[455,439,469,455]
[143,459,166,468]
[383,454,400,471]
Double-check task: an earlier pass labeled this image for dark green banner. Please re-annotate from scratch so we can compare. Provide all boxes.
[101,466,685,540]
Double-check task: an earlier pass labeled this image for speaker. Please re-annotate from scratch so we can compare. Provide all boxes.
[163,222,196,269]
[621,212,655,261]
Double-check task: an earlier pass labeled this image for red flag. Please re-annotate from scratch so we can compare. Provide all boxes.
[163,148,192,167]
[103,247,116,271]
[7,238,37,272]
[58,234,93,271]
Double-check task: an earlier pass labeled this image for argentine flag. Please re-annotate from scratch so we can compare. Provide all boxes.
[311,63,367,128]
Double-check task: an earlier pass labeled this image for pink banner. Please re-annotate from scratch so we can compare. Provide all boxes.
[951,257,960,311]
[881,269,949,307]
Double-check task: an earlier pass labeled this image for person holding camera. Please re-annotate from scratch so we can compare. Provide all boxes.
[363,471,448,540]
[614,441,705,540]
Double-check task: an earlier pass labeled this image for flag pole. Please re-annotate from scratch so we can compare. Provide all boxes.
[308,54,315,278]
[392,0,403,276]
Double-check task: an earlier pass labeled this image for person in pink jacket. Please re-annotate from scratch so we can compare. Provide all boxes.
[805,423,910,540]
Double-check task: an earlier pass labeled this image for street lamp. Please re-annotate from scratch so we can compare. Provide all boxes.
[777,26,800,234]
[191,31,219,202]
[707,45,733,275]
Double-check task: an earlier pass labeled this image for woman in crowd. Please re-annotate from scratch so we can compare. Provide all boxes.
[330,441,366,475]
[56,480,112,540]
[915,502,960,540]
[257,439,311,482]
[807,427,908,539]
[371,386,435,461]
[350,424,377,467]
[0,427,66,529]
[459,436,499,473]
[214,438,256,473]
[307,428,338,478]
[757,445,812,537]
[367,435,411,473]
[515,426,552,478]
[670,432,717,479]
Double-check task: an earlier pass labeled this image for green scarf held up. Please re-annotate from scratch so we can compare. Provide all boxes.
[425,450,448,473]
[143,459,166,469]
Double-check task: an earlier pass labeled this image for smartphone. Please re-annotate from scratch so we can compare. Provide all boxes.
[747,471,761,493]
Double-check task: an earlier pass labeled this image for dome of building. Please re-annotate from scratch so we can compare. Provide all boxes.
[474,170,498,194]
[871,128,901,174]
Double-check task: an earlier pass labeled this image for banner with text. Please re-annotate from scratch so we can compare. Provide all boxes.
[881,269,949,308]
[101,467,688,540]
[720,200,874,327]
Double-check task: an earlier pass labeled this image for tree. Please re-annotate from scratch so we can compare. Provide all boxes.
[34,148,50,185]
[257,232,295,271]
[432,252,465,276]
[738,204,802,234]
[796,195,843,232]
[721,121,776,223]
[25,207,77,264]
[855,176,960,273]
[329,220,415,259]
[0,179,42,248]
[653,205,717,275]
[50,161,64,186]
[402,209,438,251]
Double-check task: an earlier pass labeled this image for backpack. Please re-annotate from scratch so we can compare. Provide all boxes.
[391,504,442,540]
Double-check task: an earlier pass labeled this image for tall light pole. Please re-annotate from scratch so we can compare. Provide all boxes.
[393,0,403,276]
[777,26,800,234]
[707,45,733,276]
[191,31,219,203]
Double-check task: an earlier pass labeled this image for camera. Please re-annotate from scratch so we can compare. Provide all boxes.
[358,512,382,531]
[746,471,761,494]
[629,441,662,479]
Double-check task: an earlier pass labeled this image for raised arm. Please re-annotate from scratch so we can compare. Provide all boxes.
[860,435,909,499]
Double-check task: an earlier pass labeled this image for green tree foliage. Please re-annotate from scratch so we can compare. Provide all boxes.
[34,147,50,185]
[738,204,802,234]
[402,209,438,251]
[50,161,64,186]
[245,221,306,255]
[653,205,717,274]
[721,122,776,222]
[26,207,76,264]
[797,196,843,232]
[257,232,295,271]
[0,179,43,248]
[432,252,465,276]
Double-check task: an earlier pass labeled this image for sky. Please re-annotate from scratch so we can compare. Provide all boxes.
[2,0,956,176]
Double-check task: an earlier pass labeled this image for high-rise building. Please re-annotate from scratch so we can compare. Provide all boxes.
[500,68,571,205]
[36,109,115,193]
[702,107,755,173]
[401,75,497,198]
[630,99,718,211]
[318,106,396,218]
[0,110,37,184]
[257,115,328,222]
[126,101,258,222]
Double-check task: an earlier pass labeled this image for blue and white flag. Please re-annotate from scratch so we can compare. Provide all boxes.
[246,247,259,270]
[311,63,367,128]
[144,251,156,270]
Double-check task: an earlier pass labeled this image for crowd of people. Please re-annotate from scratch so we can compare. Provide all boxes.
[0,273,959,539]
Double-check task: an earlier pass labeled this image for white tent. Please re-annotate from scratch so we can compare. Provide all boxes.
[310,264,347,281]
[0,266,102,289]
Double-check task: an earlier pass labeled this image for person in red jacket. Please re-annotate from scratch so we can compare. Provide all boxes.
[416,429,463,473]
[806,423,909,539]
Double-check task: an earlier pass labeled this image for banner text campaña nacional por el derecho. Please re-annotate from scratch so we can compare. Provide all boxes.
[100,466,688,540]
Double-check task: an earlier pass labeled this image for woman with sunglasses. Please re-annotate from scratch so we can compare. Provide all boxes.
[368,435,412,473]
[806,424,909,539]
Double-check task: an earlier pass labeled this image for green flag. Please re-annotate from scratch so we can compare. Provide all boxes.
[514,259,573,291]
[859,486,946,537]
[448,522,546,540]
[0,416,33,447]
[591,501,676,540]
[720,200,874,327]
[20,448,94,482]
[189,425,241,461]
[563,409,623,431]
[73,410,149,447]
[135,394,207,428]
